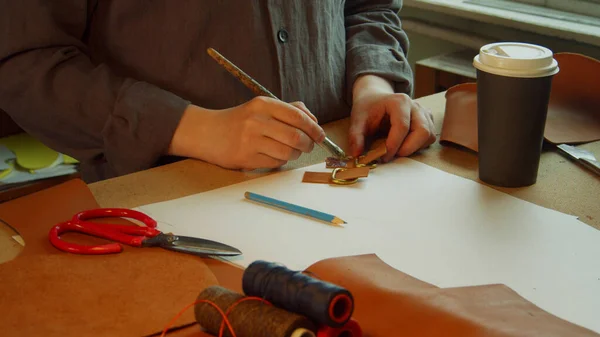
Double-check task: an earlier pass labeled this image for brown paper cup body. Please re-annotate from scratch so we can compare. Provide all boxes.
[477,70,554,187]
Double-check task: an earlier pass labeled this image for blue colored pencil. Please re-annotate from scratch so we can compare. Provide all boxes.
[244,191,346,226]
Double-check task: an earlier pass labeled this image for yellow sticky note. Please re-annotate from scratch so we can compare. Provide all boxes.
[63,155,79,164]
[0,133,59,170]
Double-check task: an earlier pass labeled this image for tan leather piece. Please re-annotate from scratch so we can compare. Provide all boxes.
[440,53,600,151]
[302,167,370,184]
[335,167,370,179]
[302,171,338,183]
[0,179,219,337]
[440,82,478,152]
[305,254,599,337]
[165,254,600,337]
[545,53,600,144]
[357,142,388,164]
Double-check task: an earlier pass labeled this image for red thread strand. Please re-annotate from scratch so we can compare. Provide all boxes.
[161,296,272,337]
[160,299,237,337]
[218,296,272,336]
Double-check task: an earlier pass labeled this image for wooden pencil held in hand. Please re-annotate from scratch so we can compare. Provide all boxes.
[206,47,347,160]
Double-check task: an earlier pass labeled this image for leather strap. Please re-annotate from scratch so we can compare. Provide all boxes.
[302,167,370,184]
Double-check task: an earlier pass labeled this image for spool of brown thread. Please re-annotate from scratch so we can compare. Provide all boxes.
[194,286,317,337]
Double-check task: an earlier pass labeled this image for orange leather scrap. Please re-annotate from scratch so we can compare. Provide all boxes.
[440,53,600,152]
[440,82,479,152]
[545,53,600,144]
[0,179,220,337]
[305,254,599,337]
[357,142,388,165]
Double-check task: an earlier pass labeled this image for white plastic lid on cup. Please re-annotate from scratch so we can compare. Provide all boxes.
[473,42,559,78]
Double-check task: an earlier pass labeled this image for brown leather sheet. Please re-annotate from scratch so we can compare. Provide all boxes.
[0,179,219,337]
[440,53,600,151]
[440,82,479,152]
[159,254,600,337]
[545,53,600,144]
[306,254,599,337]
[357,142,387,165]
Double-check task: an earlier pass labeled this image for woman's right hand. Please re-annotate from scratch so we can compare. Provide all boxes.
[168,96,325,170]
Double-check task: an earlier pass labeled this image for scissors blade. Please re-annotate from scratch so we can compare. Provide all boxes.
[147,233,242,256]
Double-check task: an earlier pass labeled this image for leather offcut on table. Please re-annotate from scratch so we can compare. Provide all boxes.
[357,143,388,165]
[545,53,600,145]
[305,254,599,337]
[0,179,220,337]
[440,53,600,152]
[153,254,600,337]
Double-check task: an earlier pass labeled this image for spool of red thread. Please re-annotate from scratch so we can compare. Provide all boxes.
[317,319,362,337]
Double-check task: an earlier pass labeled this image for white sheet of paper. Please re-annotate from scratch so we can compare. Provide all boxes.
[138,158,600,333]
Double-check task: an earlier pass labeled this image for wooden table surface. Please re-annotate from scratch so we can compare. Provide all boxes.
[1,91,599,264]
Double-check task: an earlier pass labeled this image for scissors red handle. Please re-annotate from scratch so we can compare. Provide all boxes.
[49,208,161,254]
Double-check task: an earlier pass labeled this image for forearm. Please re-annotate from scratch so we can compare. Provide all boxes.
[167,104,217,161]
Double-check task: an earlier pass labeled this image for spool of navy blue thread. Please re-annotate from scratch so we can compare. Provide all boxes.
[242,260,354,328]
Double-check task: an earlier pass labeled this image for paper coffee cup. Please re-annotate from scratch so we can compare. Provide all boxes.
[472,42,559,187]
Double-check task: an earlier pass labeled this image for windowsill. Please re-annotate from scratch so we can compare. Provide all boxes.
[403,0,600,47]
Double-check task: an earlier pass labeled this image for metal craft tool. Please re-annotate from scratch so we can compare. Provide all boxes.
[49,208,242,256]
[244,191,346,226]
[207,47,347,160]
[557,144,600,176]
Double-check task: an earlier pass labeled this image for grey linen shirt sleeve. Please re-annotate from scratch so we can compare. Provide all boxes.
[344,0,414,101]
[0,1,190,181]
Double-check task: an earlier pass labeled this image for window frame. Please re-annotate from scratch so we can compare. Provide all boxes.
[466,0,600,22]
[503,0,599,18]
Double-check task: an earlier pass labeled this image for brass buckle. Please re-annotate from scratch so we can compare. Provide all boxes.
[331,168,359,185]
[354,157,377,169]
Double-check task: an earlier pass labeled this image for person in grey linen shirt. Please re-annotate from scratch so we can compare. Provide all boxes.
[0,0,436,183]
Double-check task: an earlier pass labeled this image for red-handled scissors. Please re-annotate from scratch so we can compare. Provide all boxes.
[48,208,242,256]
